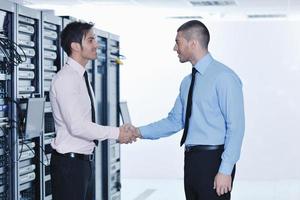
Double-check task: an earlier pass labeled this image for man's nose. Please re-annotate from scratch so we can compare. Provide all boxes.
[173,44,177,51]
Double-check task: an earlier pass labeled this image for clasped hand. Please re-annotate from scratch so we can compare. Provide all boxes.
[118,123,141,144]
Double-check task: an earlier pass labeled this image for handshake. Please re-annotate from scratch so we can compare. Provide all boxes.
[118,124,141,144]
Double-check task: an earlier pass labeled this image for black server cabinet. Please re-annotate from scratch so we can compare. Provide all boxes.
[101,33,121,200]
[40,10,62,200]
[0,1,16,200]
[94,29,109,200]
[14,4,42,200]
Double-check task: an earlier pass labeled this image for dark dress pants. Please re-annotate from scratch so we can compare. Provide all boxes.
[50,153,95,200]
[184,149,236,200]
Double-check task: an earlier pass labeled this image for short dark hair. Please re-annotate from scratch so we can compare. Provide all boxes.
[60,21,94,56]
[177,20,210,49]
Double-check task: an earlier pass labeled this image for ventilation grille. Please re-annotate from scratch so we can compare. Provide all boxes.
[189,0,236,6]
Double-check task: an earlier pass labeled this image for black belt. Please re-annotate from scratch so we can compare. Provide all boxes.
[52,150,94,161]
[185,145,224,152]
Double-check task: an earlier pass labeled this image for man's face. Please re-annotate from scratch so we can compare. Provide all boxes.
[79,28,98,60]
[173,31,191,63]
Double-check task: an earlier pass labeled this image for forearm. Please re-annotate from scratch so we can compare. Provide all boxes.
[139,116,183,140]
[68,121,119,141]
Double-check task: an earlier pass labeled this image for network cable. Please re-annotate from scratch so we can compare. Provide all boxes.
[0,36,27,65]
[3,97,49,166]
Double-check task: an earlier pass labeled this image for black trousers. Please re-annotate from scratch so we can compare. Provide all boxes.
[50,153,95,200]
[184,149,236,200]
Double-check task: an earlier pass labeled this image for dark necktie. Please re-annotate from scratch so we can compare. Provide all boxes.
[84,71,98,146]
[180,68,197,146]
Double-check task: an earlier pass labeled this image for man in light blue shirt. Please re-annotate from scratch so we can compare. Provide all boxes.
[128,20,245,200]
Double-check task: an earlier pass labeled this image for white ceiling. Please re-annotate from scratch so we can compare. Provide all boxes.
[9,0,300,19]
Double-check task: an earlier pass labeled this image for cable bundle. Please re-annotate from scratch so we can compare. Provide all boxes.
[0,36,27,65]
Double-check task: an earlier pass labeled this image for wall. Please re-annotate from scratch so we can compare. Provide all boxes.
[119,19,300,181]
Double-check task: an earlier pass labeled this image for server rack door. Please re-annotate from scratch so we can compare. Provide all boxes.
[41,10,62,200]
[0,1,16,200]
[94,28,109,200]
[15,4,42,200]
[102,33,121,200]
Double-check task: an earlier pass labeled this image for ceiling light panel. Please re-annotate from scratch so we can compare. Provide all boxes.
[189,0,237,6]
[133,0,189,7]
[247,14,287,19]
[168,15,203,19]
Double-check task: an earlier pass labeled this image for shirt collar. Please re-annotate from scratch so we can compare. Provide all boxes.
[194,53,213,75]
[66,57,86,77]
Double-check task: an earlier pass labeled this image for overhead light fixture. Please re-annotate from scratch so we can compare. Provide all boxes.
[189,0,236,6]
[168,16,203,19]
[247,14,287,19]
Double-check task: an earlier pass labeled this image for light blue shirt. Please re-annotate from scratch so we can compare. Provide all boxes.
[139,53,245,175]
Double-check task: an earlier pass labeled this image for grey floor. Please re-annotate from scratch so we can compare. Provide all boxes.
[121,179,300,200]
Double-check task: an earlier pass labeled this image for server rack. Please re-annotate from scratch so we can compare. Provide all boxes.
[101,33,121,200]
[93,29,109,200]
[0,2,16,199]
[40,10,62,200]
[1,1,122,197]
[14,4,42,200]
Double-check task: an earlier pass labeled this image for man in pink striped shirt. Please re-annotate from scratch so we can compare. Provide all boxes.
[50,21,137,200]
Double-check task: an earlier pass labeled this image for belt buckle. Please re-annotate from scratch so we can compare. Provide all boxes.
[70,153,76,158]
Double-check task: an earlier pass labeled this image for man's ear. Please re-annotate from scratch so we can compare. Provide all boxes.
[189,39,197,49]
[71,42,81,53]
[192,39,202,50]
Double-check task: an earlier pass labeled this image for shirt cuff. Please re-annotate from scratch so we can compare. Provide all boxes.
[109,127,120,140]
[218,160,234,175]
